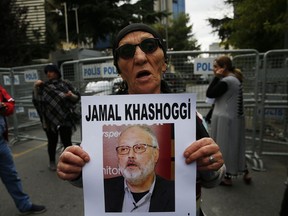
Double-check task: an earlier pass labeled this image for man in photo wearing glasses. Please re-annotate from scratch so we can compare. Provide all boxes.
[104,124,175,212]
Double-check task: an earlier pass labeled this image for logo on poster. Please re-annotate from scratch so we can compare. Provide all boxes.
[103,166,121,176]
[103,130,121,139]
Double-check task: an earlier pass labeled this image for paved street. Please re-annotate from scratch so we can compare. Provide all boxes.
[202,155,287,216]
[0,130,287,216]
[0,138,84,216]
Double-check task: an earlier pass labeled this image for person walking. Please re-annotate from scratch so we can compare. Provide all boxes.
[0,84,46,214]
[33,64,80,171]
[206,55,252,186]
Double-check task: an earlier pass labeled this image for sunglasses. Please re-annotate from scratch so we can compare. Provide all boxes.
[116,38,160,59]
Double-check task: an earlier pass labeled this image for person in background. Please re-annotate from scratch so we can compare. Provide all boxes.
[280,184,288,216]
[204,97,215,124]
[206,55,252,186]
[0,85,46,214]
[33,65,80,171]
[105,125,174,212]
[57,23,226,216]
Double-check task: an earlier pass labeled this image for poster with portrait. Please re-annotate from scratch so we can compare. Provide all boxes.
[81,93,196,216]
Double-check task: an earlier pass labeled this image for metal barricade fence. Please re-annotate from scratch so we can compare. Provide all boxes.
[0,67,17,144]
[166,50,265,170]
[2,49,287,171]
[259,50,288,158]
[60,49,262,166]
[4,64,53,144]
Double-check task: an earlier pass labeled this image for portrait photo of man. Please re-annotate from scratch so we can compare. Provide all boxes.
[103,124,175,212]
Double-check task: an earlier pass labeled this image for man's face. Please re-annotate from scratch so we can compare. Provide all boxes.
[117,31,167,94]
[117,126,159,185]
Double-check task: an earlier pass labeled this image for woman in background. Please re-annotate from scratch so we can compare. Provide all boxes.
[206,55,251,186]
[33,65,80,171]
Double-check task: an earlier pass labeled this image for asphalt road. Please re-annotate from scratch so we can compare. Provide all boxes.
[201,155,287,216]
[0,139,84,216]
[0,134,287,216]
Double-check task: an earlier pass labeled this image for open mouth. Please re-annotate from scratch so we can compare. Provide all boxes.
[127,161,137,167]
[136,70,151,78]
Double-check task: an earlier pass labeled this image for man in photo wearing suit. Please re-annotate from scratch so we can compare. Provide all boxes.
[104,125,174,212]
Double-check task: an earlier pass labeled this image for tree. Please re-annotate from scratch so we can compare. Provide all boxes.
[47,0,168,49]
[153,13,200,74]
[0,0,30,67]
[132,0,168,24]
[0,0,52,67]
[1,0,186,66]
[208,16,233,50]
[167,13,200,51]
[208,0,288,52]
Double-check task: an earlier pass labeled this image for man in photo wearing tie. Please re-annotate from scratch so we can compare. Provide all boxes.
[104,124,175,212]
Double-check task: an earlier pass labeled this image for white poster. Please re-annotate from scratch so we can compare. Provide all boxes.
[81,93,197,216]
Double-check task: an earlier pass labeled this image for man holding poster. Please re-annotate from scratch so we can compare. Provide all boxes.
[57,23,225,216]
[104,124,174,212]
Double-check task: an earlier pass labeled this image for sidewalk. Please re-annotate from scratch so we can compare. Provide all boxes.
[201,155,287,216]
[1,137,84,216]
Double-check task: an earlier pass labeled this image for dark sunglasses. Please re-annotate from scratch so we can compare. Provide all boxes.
[116,38,160,59]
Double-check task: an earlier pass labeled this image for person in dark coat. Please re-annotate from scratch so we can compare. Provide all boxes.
[33,64,80,171]
[57,23,226,216]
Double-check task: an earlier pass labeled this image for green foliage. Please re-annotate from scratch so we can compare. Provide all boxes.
[168,13,200,51]
[208,16,233,49]
[154,13,200,74]
[50,0,169,48]
[0,0,29,67]
[133,0,168,24]
[1,0,198,66]
[208,0,288,52]
[0,0,51,67]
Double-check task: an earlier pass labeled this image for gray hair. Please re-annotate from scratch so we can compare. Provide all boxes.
[119,125,159,148]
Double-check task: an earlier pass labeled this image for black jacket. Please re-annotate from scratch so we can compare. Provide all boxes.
[104,175,175,212]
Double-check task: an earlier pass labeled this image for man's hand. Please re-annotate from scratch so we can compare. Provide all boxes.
[183,137,224,171]
[57,145,90,181]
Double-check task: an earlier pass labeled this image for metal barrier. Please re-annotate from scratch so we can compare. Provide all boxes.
[2,49,287,171]
[2,64,53,144]
[259,50,288,157]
